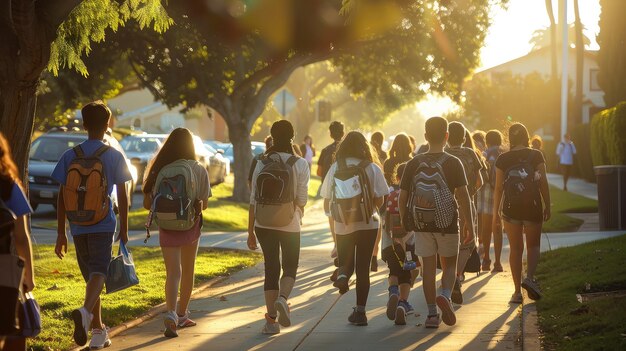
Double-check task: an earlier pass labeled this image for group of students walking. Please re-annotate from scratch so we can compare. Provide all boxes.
[0,100,552,350]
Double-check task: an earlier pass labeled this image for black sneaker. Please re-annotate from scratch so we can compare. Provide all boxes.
[333,276,349,294]
[451,280,463,305]
[522,277,542,300]
[348,308,368,326]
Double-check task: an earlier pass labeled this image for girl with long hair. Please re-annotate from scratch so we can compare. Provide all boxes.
[320,131,389,326]
[0,133,35,351]
[247,120,310,334]
[143,128,210,338]
[493,123,551,304]
[383,133,413,185]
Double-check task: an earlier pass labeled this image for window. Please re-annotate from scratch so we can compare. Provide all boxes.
[589,69,601,91]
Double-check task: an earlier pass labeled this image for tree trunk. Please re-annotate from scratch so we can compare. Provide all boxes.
[0,83,38,186]
[228,120,253,203]
[545,0,558,81]
[573,0,584,128]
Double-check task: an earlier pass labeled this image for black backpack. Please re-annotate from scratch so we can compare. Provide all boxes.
[502,152,540,218]
[407,153,456,232]
[447,147,479,195]
[330,159,373,224]
[254,152,299,227]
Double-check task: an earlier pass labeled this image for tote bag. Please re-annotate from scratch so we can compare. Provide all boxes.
[106,241,139,294]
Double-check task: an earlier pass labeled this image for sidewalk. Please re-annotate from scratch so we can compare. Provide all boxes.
[105,210,521,351]
[547,173,597,200]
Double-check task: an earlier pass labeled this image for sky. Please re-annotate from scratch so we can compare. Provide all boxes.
[415,0,602,119]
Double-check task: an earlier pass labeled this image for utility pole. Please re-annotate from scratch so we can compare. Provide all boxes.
[559,0,568,139]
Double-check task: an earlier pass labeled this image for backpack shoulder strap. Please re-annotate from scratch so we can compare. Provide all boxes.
[286,156,299,167]
[93,145,110,158]
[73,146,85,158]
[357,160,372,169]
[337,158,348,171]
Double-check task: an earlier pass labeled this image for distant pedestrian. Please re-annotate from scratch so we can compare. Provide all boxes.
[317,121,345,276]
[556,133,576,191]
[52,101,132,348]
[445,122,483,305]
[383,133,413,185]
[472,130,486,152]
[0,133,35,351]
[370,131,388,164]
[321,131,389,326]
[248,120,310,334]
[493,123,551,304]
[300,135,316,169]
[480,130,505,273]
[399,116,475,329]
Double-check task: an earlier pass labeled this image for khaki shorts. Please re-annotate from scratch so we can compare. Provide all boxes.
[414,232,460,258]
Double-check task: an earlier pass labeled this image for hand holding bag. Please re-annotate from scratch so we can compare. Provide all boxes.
[105,241,139,294]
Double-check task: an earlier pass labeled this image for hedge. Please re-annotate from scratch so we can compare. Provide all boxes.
[591,101,626,166]
[571,123,595,182]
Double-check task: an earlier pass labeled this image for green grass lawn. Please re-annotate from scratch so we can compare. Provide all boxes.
[29,244,261,351]
[543,185,598,233]
[535,234,626,350]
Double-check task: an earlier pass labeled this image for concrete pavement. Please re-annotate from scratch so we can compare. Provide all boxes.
[547,173,597,200]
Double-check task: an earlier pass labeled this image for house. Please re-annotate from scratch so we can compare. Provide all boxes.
[474,46,605,125]
[107,89,229,141]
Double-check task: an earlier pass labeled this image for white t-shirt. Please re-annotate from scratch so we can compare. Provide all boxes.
[320,157,389,235]
[250,152,310,232]
[556,141,577,165]
[304,144,314,164]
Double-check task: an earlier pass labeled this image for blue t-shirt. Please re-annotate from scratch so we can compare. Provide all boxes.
[51,139,132,236]
[5,183,33,217]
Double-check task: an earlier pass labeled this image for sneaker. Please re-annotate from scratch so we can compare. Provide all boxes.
[405,301,415,314]
[522,277,542,300]
[163,311,178,338]
[370,256,378,272]
[386,293,399,320]
[274,297,291,327]
[330,268,339,282]
[481,258,491,272]
[333,276,349,294]
[492,262,504,273]
[424,314,441,328]
[89,326,111,350]
[348,308,368,326]
[177,311,197,328]
[262,314,280,334]
[436,295,456,326]
[509,292,523,304]
[395,301,409,325]
[451,280,463,305]
[71,307,93,347]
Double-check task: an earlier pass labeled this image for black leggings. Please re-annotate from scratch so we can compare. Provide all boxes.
[382,244,411,285]
[255,227,300,291]
[336,229,378,306]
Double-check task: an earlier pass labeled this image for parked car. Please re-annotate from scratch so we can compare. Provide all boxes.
[120,135,163,186]
[146,134,227,186]
[28,130,138,211]
[204,140,266,170]
[203,142,230,176]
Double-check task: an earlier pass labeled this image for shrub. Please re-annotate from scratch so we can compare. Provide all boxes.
[591,102,626,166]
[572,123,595,182]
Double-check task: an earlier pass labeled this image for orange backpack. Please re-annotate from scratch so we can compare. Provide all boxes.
[63,145,110,225]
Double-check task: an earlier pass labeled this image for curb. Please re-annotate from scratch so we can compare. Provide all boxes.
[70,275,230,351]
[521,291,541,351]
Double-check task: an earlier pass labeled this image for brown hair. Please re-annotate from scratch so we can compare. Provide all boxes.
[509,123,530,148]
[389,133,413,160]
[82,100,111,132]
[0,133,20,199]
[143,128,196,194]
[531,135,543,150]
[336,131,378,165]
[425,116,448,144]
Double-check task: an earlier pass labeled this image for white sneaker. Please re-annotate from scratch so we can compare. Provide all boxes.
[163,311,179,338]
[262,314,280,334]
[274,297,291,327]
[89,326,111,350]
[72,307,93,347]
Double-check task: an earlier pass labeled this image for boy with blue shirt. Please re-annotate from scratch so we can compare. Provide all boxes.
[52,101,132,349]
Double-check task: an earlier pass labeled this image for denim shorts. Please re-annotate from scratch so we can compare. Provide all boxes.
[73,232,114,282]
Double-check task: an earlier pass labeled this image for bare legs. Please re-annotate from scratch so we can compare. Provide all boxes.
[481,213,503,266]
[524,224,542,280]
[161,240,200,315]
[84,275,105,329]
[421,254,457,304]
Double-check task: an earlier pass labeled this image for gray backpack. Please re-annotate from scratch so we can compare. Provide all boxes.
[150,160,199,231]
[407,153,456,232]
[254,152,299,227]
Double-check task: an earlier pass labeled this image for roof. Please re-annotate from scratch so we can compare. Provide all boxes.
[476,46,599,75]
